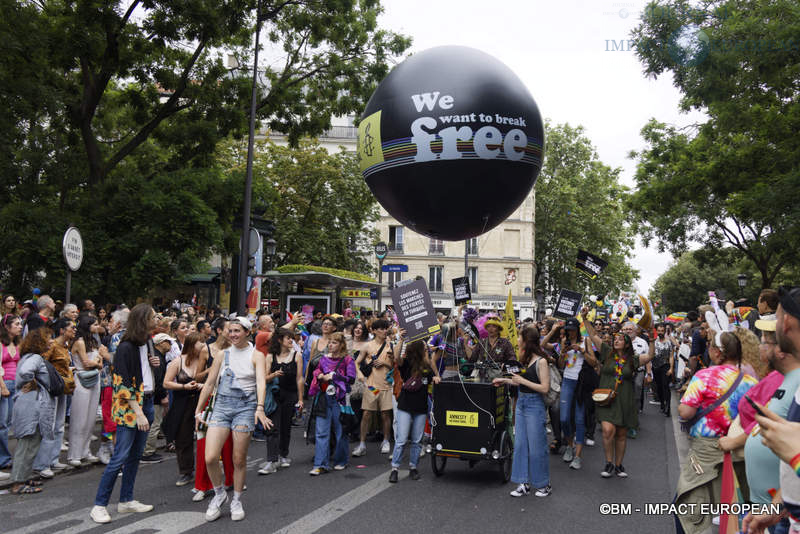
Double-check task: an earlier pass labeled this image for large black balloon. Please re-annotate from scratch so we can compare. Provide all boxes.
[358,46,544,241]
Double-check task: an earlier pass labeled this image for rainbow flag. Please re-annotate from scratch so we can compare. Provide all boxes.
[719,452,744,534]
[367,385,380,396]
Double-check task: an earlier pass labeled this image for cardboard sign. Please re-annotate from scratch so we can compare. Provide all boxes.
[390,278,441,342]
[452,276,472,305]
[553,289,584,319]
[575,250,608,279]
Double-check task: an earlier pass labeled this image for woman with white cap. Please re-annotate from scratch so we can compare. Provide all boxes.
[194,317,272,523]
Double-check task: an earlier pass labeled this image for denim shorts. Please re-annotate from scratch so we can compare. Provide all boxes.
[208,393,257,433]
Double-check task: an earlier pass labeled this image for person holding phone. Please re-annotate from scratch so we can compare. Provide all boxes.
[162,332,207,487]
[494,326,551,497]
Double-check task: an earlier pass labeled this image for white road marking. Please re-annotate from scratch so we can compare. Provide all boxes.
[272,470,393,534]
[105,511,207,533]
[0,496,72,518]
[8,508,206,534]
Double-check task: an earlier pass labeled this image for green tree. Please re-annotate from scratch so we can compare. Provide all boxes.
[0,0,409,301]
[649,249,763,315]
[628,0,800,289]
[535,122,638,305]
[219,139,379,275]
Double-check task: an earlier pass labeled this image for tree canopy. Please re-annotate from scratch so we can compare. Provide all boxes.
[627,0,800,289]
[535,122,638,305]
[0,0,408,302]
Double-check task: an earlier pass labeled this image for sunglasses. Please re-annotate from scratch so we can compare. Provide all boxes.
[779,286,800,320]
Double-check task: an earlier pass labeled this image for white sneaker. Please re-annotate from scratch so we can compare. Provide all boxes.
[352,443,366,457]
[569,457,582,470]
[309,467,325,476]
[333,464,346,471]
[258,461,277,475]
[205,492,227,522]
[534,484,552,497]
[279,456,292,468]
[117,500,153,513]
[230,500,245,521]
[52,461,68,470]
[192,489,209,502]
[61,443,69,452]
[585,439,596,447]
[90,434,99,441]
[85,454,100,463]
[37,468,55,479]
[510,483,530,497]
[380,440,391,454]
[0,471,10,481]
[562,447,574,463]
[90,505,112,524]
[68,459,83,467]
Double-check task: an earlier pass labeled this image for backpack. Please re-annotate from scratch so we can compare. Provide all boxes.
[42,359,65,397]
[544,359,561,407]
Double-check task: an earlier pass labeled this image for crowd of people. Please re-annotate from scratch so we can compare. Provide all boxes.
[1,286,800,533]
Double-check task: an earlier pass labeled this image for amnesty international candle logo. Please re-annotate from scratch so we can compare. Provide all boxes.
[358,110,384,172]
[446,410,478,427]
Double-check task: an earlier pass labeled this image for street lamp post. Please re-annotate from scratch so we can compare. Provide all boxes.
[535,289,544,321]
[237,2,264,316]
[265,237,276,308]
[737,274,748,298]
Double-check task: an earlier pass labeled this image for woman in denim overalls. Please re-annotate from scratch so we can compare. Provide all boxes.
[195,318,272,523]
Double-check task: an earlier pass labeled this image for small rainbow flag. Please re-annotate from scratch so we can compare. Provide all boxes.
[719,452,744,534]
[367,385,380,396]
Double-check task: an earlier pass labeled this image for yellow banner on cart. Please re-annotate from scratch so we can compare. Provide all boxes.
[446,410,479,428]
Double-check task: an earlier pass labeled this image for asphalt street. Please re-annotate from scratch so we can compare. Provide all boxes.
[1,397,681,534]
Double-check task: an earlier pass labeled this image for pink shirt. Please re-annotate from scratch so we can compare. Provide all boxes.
[738,370,784,434]
[1,343,19,381]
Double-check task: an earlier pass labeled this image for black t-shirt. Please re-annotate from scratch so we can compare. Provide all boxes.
[519,358,542,395]
[397,360,431,414]
[271,352,299,394]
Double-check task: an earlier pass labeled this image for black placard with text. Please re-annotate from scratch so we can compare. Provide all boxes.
[575,250,608,280]
[391,278,441,342]
[452,276,472,305]
[553,289,584,319]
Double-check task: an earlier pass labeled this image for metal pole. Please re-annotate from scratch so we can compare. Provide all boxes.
[65,270,71,304]
[377,259,384,312]
[464,239,468,277]
[237,3,263,316]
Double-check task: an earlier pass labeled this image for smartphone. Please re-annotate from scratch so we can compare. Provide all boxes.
[744,395,766,417]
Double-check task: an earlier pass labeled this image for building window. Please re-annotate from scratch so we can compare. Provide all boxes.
[467,237,478,256]
[387,270,402,288]
[469,267,478,293]
[389,226,404,252]
[429,266,443,292]
[429,239,444,255]
[504,229,520,257]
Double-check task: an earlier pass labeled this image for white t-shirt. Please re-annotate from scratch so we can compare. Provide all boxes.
[562,347,584,381]
[139,345,154,393]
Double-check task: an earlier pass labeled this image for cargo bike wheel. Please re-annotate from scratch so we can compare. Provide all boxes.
[498,430,513,483]
[431,453,447,477]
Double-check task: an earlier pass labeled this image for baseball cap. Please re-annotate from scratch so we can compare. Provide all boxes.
[153,333,173,345]
[564,318,580,331]
[754,313,776,332]
[779,286,800,320]
[230,316,253,331]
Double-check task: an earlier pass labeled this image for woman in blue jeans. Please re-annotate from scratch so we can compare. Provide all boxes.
[308,332,355,475]
[389,337,440,483]
[494,326,551,497]
[90,304,158,524]
[0,313,23,471]
[545,318,587,469]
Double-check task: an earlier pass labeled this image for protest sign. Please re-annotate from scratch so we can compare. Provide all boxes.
[391,278,441,342]
[576,250,608,279]
[553,289,583,319]
[452,276,472,305]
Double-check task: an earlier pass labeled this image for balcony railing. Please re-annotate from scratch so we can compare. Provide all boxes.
[388,242,403,252]
[321,125,358,139]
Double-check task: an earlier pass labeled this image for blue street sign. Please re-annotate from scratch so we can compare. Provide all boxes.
[381,264,408,272]
[370,288,378,299]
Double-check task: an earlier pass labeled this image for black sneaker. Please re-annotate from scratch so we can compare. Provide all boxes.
[389,470,398,483]
[600,462,615,478]
[409,469,420,481]
[140,453,164,464]
[615,464,628,478]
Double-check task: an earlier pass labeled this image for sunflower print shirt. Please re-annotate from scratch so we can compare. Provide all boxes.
[112,367,144,428]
